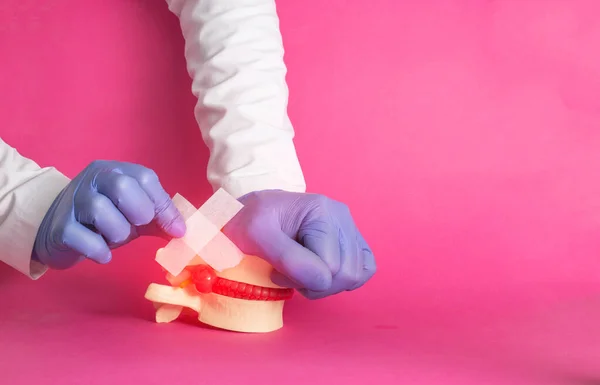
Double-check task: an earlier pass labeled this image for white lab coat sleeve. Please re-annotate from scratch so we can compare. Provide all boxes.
[166,0,307,198]
[0,138,70,279]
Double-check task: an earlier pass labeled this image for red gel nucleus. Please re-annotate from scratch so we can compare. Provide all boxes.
[189,265,293,301]
[191,265,218,293]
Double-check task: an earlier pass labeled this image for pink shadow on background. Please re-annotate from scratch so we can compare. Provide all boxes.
[2,0,600,384]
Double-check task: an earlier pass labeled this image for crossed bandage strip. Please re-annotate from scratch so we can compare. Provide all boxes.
[155,188,245,276]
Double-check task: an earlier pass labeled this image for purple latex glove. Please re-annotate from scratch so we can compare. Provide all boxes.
[33,160,186,269]
[223,190,376,299]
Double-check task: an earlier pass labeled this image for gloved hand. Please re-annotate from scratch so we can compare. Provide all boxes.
[223,190,376,299]
[33,160,186,270]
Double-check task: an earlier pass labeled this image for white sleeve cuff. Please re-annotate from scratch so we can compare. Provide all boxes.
[0,167,69,279]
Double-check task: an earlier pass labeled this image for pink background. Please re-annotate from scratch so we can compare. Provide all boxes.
[2,0,600,384]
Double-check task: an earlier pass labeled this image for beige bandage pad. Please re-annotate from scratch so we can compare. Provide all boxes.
[155,189,245,276]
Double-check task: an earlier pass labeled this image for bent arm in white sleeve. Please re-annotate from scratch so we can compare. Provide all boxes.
[166,0,306,198]
[0,138,69,279]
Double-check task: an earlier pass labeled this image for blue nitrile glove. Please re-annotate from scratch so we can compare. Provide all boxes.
[223,190,376,299]
[33,160,186,270]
